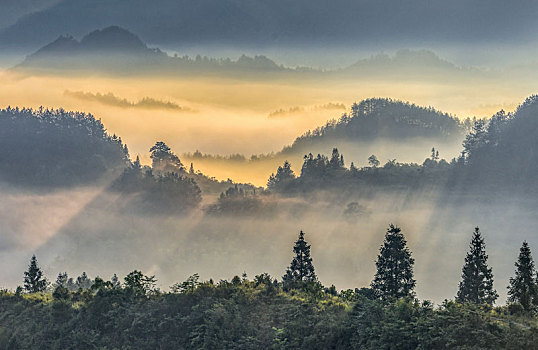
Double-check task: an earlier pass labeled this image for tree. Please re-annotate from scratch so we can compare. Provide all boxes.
[368,154,380,168]
[23,255,48,293]
[171,274,200,294]
[76,272,92,290]
[431,147,439,161]
[149,141,184,173]
[124,270,157,295]
[508,241,538,311]
[371,225,415,300]
[329,148,344,168]
[282,230,317,286]
[55,272,68,288]
[111,273,121,288]
[267,160,296,191]
[457,227,498,305]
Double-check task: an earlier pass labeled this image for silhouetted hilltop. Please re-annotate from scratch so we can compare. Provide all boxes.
[16,27,288,75]
[0,0,536,51]
[341,50,474,79]
[25,26,165,61]
[283,98,464,154]
[456,95,538,189]
[0,107,129,187]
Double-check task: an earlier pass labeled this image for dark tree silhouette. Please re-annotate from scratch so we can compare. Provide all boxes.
[0,107,128,187]
[23,255,48,293]
[457,227,498,305]
[368,154,380,168]
[283,230,317,287]
[508,241,538,311]
[149,141,184,173]
[371,224,415,300]
[267,160,296,191]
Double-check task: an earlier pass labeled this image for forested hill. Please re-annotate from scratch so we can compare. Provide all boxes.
[282,98,464,154]
[266,96,538,196]
[0,107,129,187]
[457,94,538,188]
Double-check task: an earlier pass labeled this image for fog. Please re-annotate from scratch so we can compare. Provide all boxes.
[0,54,535,184]
[2,44,538,305]
[0,182,536,305]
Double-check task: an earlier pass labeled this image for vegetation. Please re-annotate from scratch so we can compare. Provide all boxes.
[283,98,464,154]
[282,230,317,289]
[371,225,415,300]
[457,227,498,305]
[508,241,538,312]
[2,225,538,349]
[0,107,128,187]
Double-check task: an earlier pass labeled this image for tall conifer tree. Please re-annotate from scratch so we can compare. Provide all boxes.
[508,241,538,311]
[371,224,415,299]
[23,255,47,293]
[283,230,317,286]
[457,227,498,304]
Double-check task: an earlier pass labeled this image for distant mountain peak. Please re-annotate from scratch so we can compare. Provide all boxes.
[25,26,162,61]
[80,26,148,52]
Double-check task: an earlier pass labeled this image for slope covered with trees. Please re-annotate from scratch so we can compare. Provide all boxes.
[1,226,537,349]
[263,96,538,198]
[282,98,464,155]
[456,95,538,191]
[0,107,128,187]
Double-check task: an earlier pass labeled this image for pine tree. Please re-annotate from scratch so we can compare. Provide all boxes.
[508,241,538,311]
[267,160,296,191]
[457,227,498,304]
[282,230,317,287]
[55,272,68,288]
[371,224,415,300]
[23,255,48,293]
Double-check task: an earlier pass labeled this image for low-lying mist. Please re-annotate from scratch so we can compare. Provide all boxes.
[1,183,535,305]
[0,61,534,184]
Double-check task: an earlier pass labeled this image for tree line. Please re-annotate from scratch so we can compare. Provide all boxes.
[17,225,538,311]
[2,225,537,349]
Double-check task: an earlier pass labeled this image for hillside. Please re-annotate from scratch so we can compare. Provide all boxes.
[0,0,536,52]
[457,95,538,189]
[1,286,536,349]
[282,98,464,155]
[0,107,128,187]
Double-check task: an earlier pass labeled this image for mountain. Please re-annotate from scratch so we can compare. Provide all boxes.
[282,98,464,155]
[1,0,537,52]
[24,26,165,60]
[15,27,286,75]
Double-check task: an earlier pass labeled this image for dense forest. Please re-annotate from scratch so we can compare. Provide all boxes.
[2,227,537,349]
[283,98,465,155]
[2,95,538,203]
[266,96,538,197]
[0,107,128,187]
